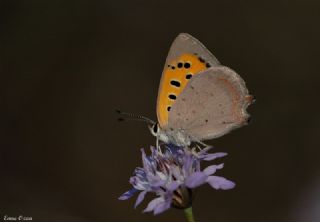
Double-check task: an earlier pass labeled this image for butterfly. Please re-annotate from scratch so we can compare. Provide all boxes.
[118,33,254,147]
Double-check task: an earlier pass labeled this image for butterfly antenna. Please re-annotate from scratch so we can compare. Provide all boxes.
[116,109,155,125]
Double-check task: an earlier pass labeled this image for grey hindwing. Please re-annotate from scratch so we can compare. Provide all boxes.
[167,66,252,141]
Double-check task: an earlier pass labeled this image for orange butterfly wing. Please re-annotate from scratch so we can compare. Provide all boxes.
[157,33,220,127]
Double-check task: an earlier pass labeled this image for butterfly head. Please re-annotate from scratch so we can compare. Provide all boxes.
[149,122,176,145]
[148,122,160,137]
[148,123,169,143]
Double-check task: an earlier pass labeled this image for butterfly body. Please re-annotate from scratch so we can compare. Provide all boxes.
[149,123,193,146]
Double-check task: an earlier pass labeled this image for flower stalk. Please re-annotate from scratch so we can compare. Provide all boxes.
[184,207,195,222]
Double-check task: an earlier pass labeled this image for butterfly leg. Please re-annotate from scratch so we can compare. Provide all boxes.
[156,138,163,154]
[198,140,208,147]
[156,138,159,150]
[195,143,203,151]
[189,135,208,151]
[196,140,210,151]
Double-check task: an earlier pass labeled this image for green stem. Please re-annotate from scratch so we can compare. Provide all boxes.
[184,207,196,222]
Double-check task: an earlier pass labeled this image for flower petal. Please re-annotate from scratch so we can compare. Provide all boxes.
[203,164,224,175]
[207,176,235,190]
[149,177,166,188]
[201,152,228,161]
[156,171,167,180]
[143,197,164,212]
[166,144,182,153]
[134,190,147,208]
[167,181,180,191]
[153,199,171,215]
[171,166,182,181]
[185,172,208,188]
[141,149,150,171]
[118,188,138,200]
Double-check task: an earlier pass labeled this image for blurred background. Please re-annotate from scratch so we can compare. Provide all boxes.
[1,0,320,222]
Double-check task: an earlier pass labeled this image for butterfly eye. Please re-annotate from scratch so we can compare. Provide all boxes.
[153,123,158,133]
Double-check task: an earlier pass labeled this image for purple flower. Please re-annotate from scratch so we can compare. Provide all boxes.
[119,144,235,215]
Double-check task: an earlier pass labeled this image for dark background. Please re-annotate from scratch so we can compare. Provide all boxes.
[1,1,320,222]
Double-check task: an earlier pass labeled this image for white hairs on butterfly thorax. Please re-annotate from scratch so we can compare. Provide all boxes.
[116,110,208,151]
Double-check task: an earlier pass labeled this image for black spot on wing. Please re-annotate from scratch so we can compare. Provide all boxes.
[198,57,205,63]
[170,80,181,87]
[169,94,177,100]
[184,62,191,68]
[186,74,193,79]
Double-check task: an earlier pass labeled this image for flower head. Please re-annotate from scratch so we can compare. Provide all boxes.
[119,144,235,215]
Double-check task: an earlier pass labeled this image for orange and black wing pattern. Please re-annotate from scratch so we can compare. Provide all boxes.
[156,33,220,127]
